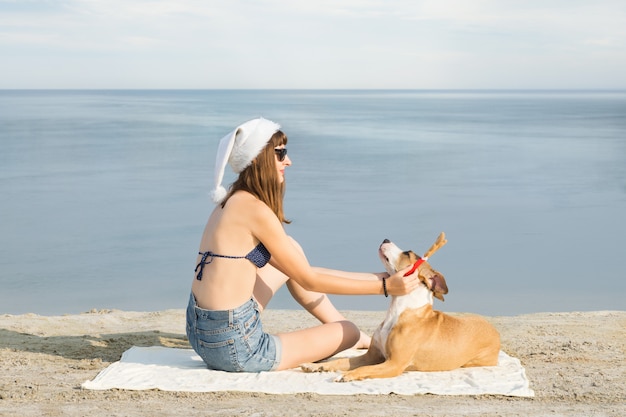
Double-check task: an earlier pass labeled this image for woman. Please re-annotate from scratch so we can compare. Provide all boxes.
[186,118,420,372]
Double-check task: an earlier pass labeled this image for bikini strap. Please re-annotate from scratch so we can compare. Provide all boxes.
[195,251,246,280]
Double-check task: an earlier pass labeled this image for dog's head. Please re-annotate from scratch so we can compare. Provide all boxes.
[378,238,448,301]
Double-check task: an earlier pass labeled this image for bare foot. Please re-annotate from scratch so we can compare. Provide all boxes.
[352,331,371,349]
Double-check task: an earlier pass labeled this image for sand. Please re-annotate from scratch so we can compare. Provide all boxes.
[0,309,624,417]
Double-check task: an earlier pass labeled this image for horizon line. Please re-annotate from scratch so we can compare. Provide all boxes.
[2,88,625,92]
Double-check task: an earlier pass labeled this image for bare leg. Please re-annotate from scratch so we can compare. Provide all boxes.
[286,278,371,349]
[254,239,371,349]
[253,236,371,349]
[254,258,361,369]
[286,238,371,349]
[275,321,360,370]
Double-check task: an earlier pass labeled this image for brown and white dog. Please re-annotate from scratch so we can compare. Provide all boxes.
[301,233,501,381]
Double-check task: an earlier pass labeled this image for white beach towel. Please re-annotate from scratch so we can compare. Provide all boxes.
[82,347,534,397]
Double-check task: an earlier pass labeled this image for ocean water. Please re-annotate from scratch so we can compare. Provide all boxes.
[1,90,624,316]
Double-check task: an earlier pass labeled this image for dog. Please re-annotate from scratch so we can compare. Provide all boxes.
[301,233,501,381]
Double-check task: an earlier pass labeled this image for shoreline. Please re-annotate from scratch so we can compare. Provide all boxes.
[1,309,624,416]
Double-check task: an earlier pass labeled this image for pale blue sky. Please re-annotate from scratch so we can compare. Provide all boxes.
[1,0,625,89]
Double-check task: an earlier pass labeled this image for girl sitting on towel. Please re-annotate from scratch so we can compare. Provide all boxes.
[186,118,420,372]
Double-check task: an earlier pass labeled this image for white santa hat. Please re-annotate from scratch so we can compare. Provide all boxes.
[210,117,281,204]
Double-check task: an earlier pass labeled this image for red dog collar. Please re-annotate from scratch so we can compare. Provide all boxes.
[403,257,427,277]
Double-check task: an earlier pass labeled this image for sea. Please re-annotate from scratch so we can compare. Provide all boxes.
[1,90,625,316]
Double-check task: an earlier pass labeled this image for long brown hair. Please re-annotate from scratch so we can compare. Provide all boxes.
[221,130,290,224]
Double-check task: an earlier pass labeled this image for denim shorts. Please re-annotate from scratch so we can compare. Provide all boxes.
[186,293,281,372]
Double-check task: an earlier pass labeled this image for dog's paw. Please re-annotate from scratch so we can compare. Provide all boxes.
[301,362,341,373]
[333,374,346,382]
[300,363,325,373]
[337,371,363,382]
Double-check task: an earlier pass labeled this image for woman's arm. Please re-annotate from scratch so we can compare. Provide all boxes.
[312,267,387,282]
[251,202,418,296]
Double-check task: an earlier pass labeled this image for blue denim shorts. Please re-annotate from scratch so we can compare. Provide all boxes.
[186,293,281,372]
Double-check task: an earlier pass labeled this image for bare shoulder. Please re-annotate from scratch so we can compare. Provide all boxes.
[227,191,276,222]
[228,191,267,209]
[227,194,285,244]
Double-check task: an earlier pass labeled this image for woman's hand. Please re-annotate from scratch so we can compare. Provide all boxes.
[384,265,421,296]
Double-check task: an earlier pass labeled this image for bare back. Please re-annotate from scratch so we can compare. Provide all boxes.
[191,191,263,310]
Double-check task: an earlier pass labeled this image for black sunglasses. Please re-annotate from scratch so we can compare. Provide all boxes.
[274,148,288,162]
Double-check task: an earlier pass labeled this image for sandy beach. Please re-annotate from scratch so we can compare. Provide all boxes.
[0,309,624,417]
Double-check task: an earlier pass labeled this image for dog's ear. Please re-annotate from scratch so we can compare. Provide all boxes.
[430,274,448,301]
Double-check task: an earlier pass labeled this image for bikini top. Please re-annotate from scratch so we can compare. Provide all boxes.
[195,242,271,281]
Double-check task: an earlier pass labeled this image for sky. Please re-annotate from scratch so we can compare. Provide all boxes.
[1,0,625,89]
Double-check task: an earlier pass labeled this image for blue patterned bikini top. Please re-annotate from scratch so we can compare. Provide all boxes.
[195,242,271,280]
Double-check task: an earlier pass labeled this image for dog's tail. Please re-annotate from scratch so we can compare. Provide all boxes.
[422,232,448,259]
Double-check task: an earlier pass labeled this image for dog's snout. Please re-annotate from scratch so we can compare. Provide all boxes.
[382,239,390,244]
